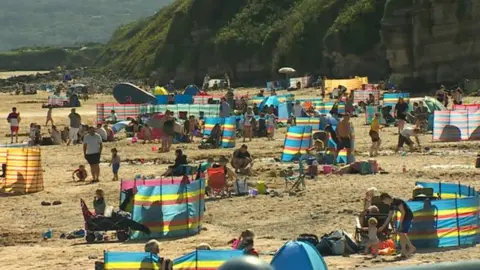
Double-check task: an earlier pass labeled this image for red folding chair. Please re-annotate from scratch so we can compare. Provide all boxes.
[206,167,229,197]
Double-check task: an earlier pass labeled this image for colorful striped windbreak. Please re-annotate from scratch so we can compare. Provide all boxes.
[382,93,410,115]
[2,148,43,194]
[96,103,140,124]
[295,117,321,132]
[47,95,69,107]
[365,106,386,125]
[433,110,480,141]
[281,126,313,162]
[399,182,479,249]
[173,250,244,270]
[104,251,160,270]
[131,179,205,239]
[453,104,480,111]
[140,104,220,118]
[202,117,236,148]
[353,89,380,105]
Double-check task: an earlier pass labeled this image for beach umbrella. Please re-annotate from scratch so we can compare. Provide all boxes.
[278,67,296,74]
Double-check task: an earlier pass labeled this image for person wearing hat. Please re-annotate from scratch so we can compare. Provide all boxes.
[369,112,382,157]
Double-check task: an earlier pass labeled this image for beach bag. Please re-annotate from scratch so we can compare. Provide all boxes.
[297,233,319,247]
[235,179,248,195]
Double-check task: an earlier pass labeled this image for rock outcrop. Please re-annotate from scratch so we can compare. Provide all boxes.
[381,0,480,88]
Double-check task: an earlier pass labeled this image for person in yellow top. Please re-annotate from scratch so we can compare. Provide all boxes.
[369,113,382,157]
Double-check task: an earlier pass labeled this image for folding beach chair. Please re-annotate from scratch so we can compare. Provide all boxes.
[283,157,306,192]
[206,167,229,197]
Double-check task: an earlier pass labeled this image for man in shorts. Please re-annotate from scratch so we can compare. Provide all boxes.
[7,107,20,143]
[336,113,353,163]
[369,113,382,157]
[379,193,416,258]
[67,108,82,145]
[395,125,420,153]
[83,126,103,183]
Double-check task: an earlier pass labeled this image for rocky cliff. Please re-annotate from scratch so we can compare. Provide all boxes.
[381,0,480,88]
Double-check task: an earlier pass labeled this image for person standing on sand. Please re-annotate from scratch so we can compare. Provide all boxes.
[45,107,54,127]
[7,107,21,144]
[394,97,408,133]
[369,113,382,157]
[67,108,81,145]
[83,126,103,183]
[379,193,416,258]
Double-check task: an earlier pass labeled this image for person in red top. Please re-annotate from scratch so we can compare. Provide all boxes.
[243,238,259,257]
[72,165,88,181]
[7,107,21,143]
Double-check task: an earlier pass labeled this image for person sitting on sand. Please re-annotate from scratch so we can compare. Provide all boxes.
[49,125,62,145]
[379,193,416,258]
[142,124,153,144]
[96,123,107,142]
[228,229,255,250]
[104,124,114,142]
[231,144,253,175]
[61,127,69,143]
[145,239,160,255]
[72,165,88,181]
[93,189,106,215]
[205,123,222,148]
[243,238,259,257]
[362,217,380,257]
[162,149,188,176]
[395,125,420,153]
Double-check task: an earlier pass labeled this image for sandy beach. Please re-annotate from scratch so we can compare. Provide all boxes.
[0,90,479,270]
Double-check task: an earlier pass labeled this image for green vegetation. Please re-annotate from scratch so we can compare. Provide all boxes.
[99,0,387,82]
[0,0,173,51]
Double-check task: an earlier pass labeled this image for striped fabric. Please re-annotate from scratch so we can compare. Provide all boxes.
[281,126,313,162]
[383,93,410,115]
[453,104,480,111]
[104,252,160,270]
[140,104,220,118]
[400,182,479,249]
[173,250,244,270]
[193,96,221,105]
[415,181,477,199]
[202,117,236,148]
[318,102,345,115]
[48,95,68,107]
[131,179,205,239]
[433,110,480,141]
[96,103,140,124]
[326,138,355,164]
[296,117,321,132]
[353,89,380,105]
[365,106,386,125]
[3,148,43,194]
[289,76,309,89]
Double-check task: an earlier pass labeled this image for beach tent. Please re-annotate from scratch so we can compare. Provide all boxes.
[409,96,446,113]
[433,110,480,141]
[111,121,131,135]
[173,249,244,269]
[184,85,200,96]
[259,96,281,111]
[271,241,328,270]
[153,86,168,95]
[278,103,292,123]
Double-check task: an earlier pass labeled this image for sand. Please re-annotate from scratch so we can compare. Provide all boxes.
[0,90,479,270]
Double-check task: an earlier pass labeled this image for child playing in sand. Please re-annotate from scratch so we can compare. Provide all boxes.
[243,238,259,257]
[363,217,380,257]
[142,124,153,144]
[72,165,88,181]
[93,189,106,216]
[266,111,276,141]
[110,148,120,181]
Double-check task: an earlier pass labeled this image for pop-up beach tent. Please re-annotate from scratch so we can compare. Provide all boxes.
[271,240,328,270]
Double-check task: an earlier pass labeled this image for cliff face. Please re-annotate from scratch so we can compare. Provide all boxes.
[381,0,480,88]
[98,0,389,86]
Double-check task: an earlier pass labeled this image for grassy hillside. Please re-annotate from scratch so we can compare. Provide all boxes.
[98,0,388,84]
[0,0,173,51]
